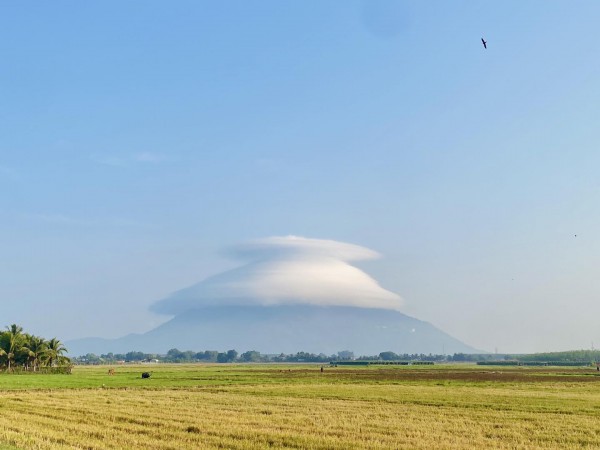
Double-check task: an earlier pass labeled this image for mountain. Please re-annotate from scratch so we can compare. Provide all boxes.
[66,305,479,356]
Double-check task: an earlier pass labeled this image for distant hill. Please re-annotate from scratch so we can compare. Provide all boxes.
[67,305,479,356]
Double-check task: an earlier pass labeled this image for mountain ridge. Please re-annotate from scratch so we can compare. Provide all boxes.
[67,305,480,356]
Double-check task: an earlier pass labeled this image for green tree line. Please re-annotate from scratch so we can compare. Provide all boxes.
[75,349,355,364]
[75,349,464,364]
[515,350,600,363]
[0,324,70,372]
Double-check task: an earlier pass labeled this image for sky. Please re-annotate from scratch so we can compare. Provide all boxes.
[2,1,600,353]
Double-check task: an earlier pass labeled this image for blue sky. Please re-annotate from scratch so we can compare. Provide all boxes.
[2,1,600,352]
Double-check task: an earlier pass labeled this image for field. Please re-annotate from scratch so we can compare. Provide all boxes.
[1,364,600,449]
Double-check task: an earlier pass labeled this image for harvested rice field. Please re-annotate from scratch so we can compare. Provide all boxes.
[2,364,600,449]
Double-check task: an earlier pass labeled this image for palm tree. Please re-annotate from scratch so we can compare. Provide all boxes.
[4,324,24,372]
[0,346,6,369]
[22,335,47,372]
[44,338,69,367]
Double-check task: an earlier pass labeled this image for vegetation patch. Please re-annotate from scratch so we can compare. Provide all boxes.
[0,324,70,373]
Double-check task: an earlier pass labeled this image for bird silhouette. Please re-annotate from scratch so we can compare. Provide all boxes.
[481,38,487,49]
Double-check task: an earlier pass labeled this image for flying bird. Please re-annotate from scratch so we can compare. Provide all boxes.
[481,38,487,49]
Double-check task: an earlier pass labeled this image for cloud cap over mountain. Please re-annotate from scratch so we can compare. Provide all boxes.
[151,236,403,315]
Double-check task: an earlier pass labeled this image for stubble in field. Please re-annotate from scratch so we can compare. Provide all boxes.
[1,365,599,449]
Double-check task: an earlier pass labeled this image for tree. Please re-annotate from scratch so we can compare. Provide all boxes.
[0,325,70,372]
[3,324,25,371]
[240,351,261,362]
[82,353,102,364]
[182,351,196,361]
[166,348,185,361]
[45,338,69,367]
[196,351,218,362]
[452,353,467,362]
[379,351,398,361]
[125,351,146,361]
[337,351,354,360]
[216,351,238,363]
[22,335,47,372]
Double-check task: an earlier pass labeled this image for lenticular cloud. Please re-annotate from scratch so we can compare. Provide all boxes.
[151,236,403,315]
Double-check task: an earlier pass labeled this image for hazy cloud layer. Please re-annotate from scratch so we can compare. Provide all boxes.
[151,236,403,315]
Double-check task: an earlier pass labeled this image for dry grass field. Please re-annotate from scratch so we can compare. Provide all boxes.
[1,364,600,449]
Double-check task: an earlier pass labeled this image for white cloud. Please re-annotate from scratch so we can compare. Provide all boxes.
[151,236,403,315]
